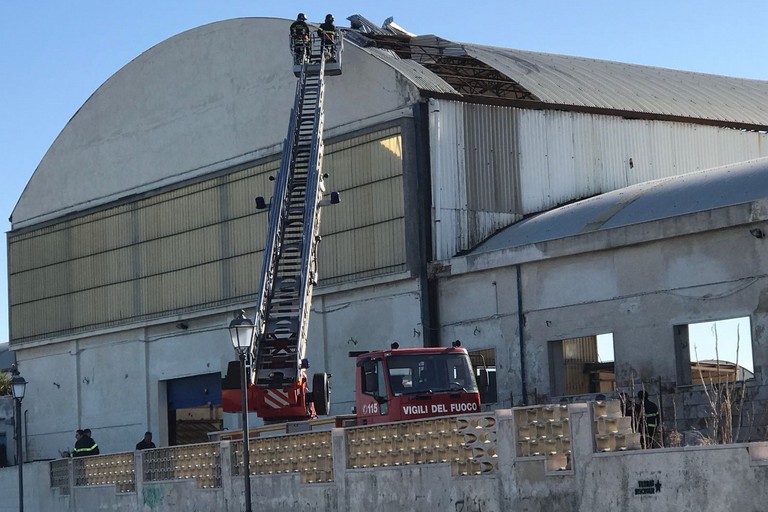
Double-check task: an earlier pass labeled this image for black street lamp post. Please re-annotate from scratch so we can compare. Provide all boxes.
[228,310,255,512]
[11,371,27,512]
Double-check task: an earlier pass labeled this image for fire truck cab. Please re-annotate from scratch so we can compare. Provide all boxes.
[354,343,482,425]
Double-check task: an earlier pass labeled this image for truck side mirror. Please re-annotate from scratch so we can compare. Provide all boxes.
[477,369,489,391]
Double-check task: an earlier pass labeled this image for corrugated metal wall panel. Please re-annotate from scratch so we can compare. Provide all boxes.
[430,100,768,259]
[319,129,406,285]
[463,103,520,214]
[317,219,406,283]
[431,100,523,259]
[516,110,768,215]
[9,128,406,343]
[517,110,552,213]
[429,99,466,260]
[321,129,403,234]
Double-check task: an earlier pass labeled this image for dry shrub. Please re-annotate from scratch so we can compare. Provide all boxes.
[694,324,748,444]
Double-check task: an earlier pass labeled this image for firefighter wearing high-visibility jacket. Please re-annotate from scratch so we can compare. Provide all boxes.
[635,391,659,448]
[72,429,99,457]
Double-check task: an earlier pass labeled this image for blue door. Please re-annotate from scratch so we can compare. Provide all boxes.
[166,373,222,445]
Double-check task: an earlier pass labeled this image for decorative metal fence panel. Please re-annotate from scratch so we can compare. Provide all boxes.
[50,458,71,495]
[143,443,222,488]
[231,430,333,484]
[345,414,497,476]
[72,453,136,493]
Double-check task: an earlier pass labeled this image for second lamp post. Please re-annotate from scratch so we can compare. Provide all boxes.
[228,310,255,512]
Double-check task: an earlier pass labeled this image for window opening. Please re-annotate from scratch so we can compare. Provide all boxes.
[469,348,497,404]
[550,333,615,396]
[687,317,754,384]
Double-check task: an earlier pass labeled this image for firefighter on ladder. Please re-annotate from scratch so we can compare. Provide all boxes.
[317,13,337,62]
[290,13,310,64]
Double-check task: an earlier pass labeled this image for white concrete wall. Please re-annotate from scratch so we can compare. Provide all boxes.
[17,313,237,460]
[440,201,768,404]
[0,462,58,512]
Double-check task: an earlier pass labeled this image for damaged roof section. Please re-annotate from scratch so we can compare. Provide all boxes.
[346,15,768,130]
[411,36,539,100]
[349,26,538,100]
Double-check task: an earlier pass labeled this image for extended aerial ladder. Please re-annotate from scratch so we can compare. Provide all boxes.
[222,31,342,422]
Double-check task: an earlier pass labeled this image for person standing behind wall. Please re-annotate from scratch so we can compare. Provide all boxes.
[72,429,99,457]
[635,391,659,448]
[136,431,156,450]
[84,429,99,455]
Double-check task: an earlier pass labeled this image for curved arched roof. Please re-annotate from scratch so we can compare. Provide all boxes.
[465,44,768,126]
[12,17,429,228]
[473,157,768,254]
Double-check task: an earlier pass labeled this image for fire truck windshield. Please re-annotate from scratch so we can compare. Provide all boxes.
[386,353,479,395]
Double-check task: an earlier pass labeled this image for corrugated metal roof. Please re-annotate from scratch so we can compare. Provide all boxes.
[463,44,768,126]
[473,157,768,253]
[361,47,459,95]
[359,32,768,127]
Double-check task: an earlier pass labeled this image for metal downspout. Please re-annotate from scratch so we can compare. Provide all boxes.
[517,265,528,405]
[414,101,438,347]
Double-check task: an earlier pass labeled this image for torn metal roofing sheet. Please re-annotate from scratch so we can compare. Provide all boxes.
[364,47,458,95]
[473,157,768,253]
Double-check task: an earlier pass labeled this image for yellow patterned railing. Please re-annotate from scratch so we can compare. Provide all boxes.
[455,414,498,475]
[346,414,497,476]
[73,453,136,493]
[514,404,573,473]
[143,443,222,488]
[232,430,333,484]
[592,399,642,452]
[53,414,503,494]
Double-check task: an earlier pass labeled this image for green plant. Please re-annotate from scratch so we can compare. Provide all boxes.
[0,371,9,396]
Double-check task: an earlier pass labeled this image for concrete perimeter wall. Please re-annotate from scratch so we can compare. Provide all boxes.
[1,406,767,512]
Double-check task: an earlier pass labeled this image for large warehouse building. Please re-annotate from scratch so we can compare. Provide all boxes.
[8,15,768,459]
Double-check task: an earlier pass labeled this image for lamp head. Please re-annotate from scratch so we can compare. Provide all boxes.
[228,310,255,355]
[11,375,27,401]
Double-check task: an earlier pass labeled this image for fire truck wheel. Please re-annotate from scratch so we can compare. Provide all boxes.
[312,372,331,416]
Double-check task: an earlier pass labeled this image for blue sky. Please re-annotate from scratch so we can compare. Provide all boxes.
[2,1,767,347]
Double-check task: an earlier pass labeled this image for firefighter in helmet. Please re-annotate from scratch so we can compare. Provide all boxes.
[289,13,310,64]
[317,13,337,61]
